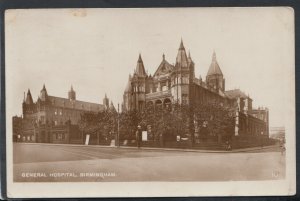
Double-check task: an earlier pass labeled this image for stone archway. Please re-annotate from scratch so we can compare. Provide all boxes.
[155,99,163,110]
[163,98,172,110]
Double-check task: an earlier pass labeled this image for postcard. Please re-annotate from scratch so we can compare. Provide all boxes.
[5,7,295,198]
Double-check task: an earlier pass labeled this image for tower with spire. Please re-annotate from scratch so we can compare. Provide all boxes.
[171,39,195,104]
[22,89,35,117]
[206,51,225,92]
[40,84,48,101]
[128,53,148,111]
[103,93,109,110]
[68,85,76,101]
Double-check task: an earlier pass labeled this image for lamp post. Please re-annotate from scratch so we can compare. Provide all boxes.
[117,103,120,148]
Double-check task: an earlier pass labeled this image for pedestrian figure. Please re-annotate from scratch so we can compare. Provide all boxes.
[225,141,232,151]
[136,125,142,148]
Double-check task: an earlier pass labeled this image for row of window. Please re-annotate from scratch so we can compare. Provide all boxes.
[17,135,34,141]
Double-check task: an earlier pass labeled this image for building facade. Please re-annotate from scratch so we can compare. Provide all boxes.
[13,85,111,143]
[123,40,269,138]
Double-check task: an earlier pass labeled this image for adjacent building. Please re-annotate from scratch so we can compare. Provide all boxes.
[13,85,112,143]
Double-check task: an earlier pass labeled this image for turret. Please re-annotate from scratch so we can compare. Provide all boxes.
[23,89,34,117]
[206,51,225,92]
[175,39,188,68]
[134,54,147,77]
[40,84,48,101]
[25,89,33,105]
[103,93,109,109]
[68,85,76,100]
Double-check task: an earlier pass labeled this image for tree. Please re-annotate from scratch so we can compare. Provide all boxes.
[78,110,117,143]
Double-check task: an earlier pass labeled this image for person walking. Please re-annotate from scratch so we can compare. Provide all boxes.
[136,125,142,148]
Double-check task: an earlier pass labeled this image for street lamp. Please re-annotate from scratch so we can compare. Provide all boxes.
[117,103,120,148]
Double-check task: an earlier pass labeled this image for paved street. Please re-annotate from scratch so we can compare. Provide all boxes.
[13,143,285,182]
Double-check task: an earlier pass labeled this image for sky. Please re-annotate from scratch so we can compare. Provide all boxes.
[5,8,294,127]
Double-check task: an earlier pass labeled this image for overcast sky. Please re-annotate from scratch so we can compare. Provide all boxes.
[5,8,294,127]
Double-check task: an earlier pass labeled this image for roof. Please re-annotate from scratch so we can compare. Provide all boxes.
[47,96,104,112]
[225,89,248,99]
[175,40,188,68]
[153,55,174,77]
[25,89,33,104]
[135,54,147,76]
[207,51,223,76]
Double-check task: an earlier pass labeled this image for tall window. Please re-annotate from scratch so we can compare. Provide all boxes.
[182,94,188,104]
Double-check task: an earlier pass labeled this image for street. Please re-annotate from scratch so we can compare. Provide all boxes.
[13,143,285,182]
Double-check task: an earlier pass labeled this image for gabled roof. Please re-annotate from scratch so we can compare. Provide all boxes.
[153,54,174,77]
[225,89,248,99]
[207,51,223,76]
[48,96,104,112]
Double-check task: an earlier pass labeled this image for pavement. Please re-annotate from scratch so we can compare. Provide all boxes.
[17,142,282,153]
[13,143,285,182]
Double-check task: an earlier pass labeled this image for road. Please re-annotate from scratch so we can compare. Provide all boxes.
[13,143,285,182]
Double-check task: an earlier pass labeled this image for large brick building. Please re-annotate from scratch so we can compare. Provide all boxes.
[13,85,111,143]
[123,40,269,138]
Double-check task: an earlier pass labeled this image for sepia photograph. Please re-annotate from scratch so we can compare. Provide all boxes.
[5,7,295,197]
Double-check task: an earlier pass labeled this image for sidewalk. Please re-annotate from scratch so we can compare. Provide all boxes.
[15,142,280,153]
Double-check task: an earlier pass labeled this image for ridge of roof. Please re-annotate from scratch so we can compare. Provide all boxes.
[225,89,248,99]
[48,96,104,111]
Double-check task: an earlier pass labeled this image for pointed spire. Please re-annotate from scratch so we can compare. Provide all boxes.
[179,38,185,50]
[138,53,142,62]
[176,39,188,68]
[109,101,117,113]
[40,84,48,101]
[68,85,76,100]
[135,53,147,76]
[23,91,25,102]
[188,50,193,64]
[25,89,33,104]
[212,50,216,61]
[162,53,165,61]
[207,50,223,76]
